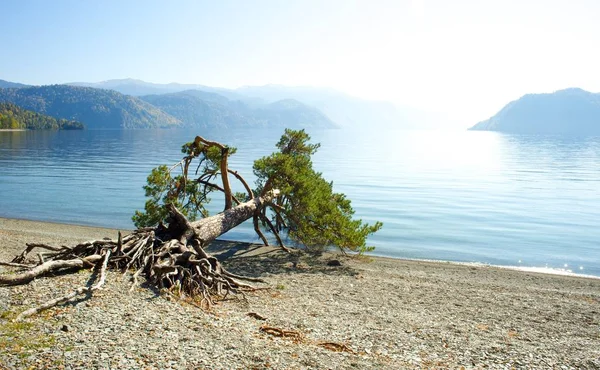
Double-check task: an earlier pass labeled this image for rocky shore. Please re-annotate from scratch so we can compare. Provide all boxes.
[1,217,599,369]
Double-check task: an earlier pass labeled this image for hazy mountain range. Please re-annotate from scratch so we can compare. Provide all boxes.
[470,88,600,135]
[0,82,337,129]
[1,78,399,129]
[69,79,435,129]
[69,78,248,101]
[0,78,434,130]
[138,90,335,129]
[3,78,599,133]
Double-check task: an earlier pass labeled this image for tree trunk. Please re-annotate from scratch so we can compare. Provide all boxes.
[190,190,279,244]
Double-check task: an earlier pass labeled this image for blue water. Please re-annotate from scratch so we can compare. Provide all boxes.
[1,128,599,277]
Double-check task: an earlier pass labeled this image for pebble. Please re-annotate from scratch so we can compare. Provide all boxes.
[1,230,599,368]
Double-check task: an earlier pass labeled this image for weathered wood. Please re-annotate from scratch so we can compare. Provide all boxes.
[0,255,101,286]
[15,250,112,321]
[189,190,279,245]
[12,243,71,263]
[194,135,233,210]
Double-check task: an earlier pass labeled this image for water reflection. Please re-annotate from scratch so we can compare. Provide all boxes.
[1,128,599,276]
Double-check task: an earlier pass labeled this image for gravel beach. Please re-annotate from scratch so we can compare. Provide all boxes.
[1,217,599,369]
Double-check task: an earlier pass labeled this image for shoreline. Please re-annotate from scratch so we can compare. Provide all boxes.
[1,216,599,367]
[0,216,131,234]
[1,216,598,281]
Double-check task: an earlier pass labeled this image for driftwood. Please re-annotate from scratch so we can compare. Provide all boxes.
[0,191,279,320]
[15,250,111,321]
[0,256,101,286]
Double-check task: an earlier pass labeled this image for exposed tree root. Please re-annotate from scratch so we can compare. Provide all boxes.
[0,197,279,320]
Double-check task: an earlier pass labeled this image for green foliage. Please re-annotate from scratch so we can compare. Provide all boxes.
[132,140,237,228]
[132,166,207,228]
[0,102,84,130]
[133,129,382,254]
[254,129,382,254]
[132,165,177,227]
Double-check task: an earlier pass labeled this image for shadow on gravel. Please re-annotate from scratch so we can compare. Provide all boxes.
[206,239,360,278]
[61,266,106,307]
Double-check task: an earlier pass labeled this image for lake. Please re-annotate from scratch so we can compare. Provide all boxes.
[1,128,599,277]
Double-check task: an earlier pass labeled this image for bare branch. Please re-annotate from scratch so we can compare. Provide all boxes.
[0,256,101,286]
[259,212,291,253]
[16,250,111,321]
[228,169,254,199]
[253,214,270,246]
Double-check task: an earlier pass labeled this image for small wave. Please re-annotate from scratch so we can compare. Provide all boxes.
[497,265,600,279]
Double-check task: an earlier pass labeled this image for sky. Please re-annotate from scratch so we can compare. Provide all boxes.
[1,0,599,124]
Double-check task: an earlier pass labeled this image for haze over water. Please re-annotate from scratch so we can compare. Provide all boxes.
[1,128,599,277]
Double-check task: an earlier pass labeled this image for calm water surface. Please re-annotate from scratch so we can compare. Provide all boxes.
[1,128,599,277]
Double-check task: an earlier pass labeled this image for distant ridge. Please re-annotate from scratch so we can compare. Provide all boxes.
[0,79,30,89]
[69,78,438,128]
[139,91,337,129]
[4,77,443,129]
[68,78,247,101]
[470,88,600,135]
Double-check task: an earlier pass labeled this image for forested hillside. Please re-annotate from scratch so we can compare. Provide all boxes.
[0,85,181,129]
[0,79,30,89]
[0,102,84,130]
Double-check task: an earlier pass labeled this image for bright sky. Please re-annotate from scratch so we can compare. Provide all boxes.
[1,0,599,123]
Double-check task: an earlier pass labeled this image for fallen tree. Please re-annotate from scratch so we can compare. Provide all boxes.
[0,129,382,320]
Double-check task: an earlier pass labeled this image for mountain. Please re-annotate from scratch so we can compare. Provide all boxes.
[140,91,248,128]
[254,99,337,128]
[0,102,84,130]
[0,79,30,89]
[235,85,440,129]
[69,79,436,128]
[0,85,181,129]
[69,78,249,101]
[139,90,337,129]
[470,88,600,135]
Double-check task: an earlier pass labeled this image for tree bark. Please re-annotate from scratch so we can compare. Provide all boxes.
[193,135,233,210]
[189,190,279,245]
